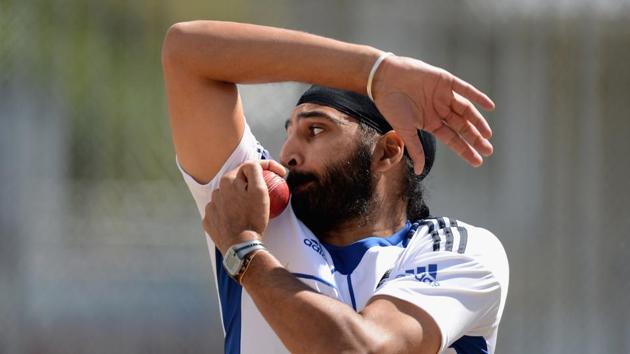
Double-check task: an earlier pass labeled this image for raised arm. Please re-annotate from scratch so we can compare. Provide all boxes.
[161,21,379,183]
[161,20,495,182]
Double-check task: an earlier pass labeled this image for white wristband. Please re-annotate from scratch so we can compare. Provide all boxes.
[367,52,394,102]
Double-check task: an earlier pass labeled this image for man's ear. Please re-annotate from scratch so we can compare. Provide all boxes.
[372,131,407,173]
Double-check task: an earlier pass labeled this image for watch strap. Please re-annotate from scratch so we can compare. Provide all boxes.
[233,240,265,259]
[235,248,266,285]
[222,239,266,284]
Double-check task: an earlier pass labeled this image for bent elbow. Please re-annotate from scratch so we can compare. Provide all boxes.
[161,22,193,66]
[161,21,226,72]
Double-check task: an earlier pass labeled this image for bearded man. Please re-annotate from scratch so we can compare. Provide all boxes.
[162,20,508,354]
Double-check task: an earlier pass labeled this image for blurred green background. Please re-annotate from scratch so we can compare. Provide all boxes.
[1,1,630,353]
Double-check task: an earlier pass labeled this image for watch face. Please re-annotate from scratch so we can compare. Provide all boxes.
[223,249,242,276]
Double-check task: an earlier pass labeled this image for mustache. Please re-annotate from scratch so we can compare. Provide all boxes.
[286,170,319,190]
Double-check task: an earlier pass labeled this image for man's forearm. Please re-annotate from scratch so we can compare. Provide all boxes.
[162,20,381,94]
[241,250,387,354]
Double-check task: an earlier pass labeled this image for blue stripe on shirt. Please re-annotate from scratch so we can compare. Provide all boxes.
[215,248,242,354]
[322,222,411,275]
[450,335,489,354]
[347,274,357,311]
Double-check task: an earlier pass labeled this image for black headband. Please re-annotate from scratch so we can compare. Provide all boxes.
[297,85,436,179]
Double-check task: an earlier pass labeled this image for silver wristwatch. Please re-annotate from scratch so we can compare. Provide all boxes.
[222,240,266,283]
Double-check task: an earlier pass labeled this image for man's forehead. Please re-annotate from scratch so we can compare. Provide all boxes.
[286,103,358,127]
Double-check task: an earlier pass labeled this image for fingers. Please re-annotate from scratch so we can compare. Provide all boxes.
[452,76,495,111]
[398,129,426,175]
[211,183,223,202]
[451,92,492,139]
[238,161,267,194]
[438,82,495,165]
[443,112,493,157]
[259,159,287,177]
[204,194,219,234]
[222,160,286,193]
[434,72,454,118]
[432,122,483,167]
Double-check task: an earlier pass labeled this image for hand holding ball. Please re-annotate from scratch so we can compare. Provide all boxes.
[263,169,290,218]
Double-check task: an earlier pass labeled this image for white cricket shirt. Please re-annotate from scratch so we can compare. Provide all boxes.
[178,124,509,354]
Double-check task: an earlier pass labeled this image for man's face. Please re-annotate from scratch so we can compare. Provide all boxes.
[280,104,377,236]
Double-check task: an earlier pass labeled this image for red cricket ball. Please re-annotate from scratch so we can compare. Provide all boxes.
[263,169,290,218]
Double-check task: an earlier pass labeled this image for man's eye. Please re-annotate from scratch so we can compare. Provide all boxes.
[310,126,324,136]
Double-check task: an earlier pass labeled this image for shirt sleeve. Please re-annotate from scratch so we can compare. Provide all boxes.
[373,245,503,352]
[176,123,266,219]
[175,123,267,273]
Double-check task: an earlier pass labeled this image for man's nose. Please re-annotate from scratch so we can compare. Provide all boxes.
[279,139,303,168]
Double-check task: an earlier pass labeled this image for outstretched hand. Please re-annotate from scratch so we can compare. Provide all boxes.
[372,55,495,173]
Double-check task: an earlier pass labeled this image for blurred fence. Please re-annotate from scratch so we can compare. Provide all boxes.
[1,1,630,353]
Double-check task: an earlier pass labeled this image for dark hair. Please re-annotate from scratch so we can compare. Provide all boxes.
[358,123,431,220]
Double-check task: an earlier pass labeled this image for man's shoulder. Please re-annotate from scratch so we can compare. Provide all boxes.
[406,216,509,288]
[408,216,500,253]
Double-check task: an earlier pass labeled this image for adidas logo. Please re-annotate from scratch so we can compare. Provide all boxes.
[376,264,441,290]
[405,264,440,286]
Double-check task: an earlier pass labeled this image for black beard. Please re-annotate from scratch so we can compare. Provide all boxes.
[286,141,376,238]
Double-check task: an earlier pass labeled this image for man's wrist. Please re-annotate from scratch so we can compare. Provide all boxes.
[367,52,394,101]
[369,53,395,102]
[222,237,267,284]
[234,248,267,285]
[239,249,271,286]
[220,230,262,255]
